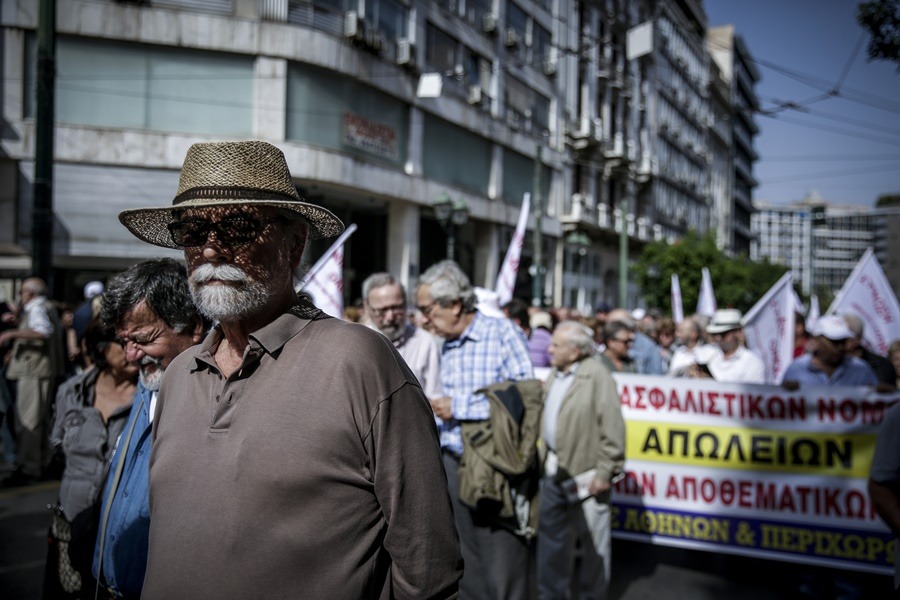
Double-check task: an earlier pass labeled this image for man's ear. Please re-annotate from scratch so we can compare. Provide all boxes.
[191,319,204,343]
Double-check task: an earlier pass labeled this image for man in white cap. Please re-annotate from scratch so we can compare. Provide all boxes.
[783,315,878,386]
[705,308,765,384]
[117,140,461,599]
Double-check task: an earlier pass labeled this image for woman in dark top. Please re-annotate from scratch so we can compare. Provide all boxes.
[44,318,138,599]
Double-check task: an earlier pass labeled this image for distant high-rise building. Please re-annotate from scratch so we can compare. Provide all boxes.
[752,192,899,300]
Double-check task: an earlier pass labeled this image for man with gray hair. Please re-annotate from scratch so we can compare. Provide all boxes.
[362,272,441,399]
[415,259,533,600]
[539,321,625,600]
[92,258,206,599]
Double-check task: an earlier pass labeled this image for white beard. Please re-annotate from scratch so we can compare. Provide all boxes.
[190,263,271,322]
[139,356,164,391]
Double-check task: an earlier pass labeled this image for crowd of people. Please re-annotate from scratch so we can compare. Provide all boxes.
[0,139,897,599]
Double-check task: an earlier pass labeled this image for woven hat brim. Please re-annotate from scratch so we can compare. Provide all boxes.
[119,198,345,249]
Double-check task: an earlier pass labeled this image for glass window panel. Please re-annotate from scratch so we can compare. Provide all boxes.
[422,114,490,194]
[50,36,253,136]
[287,63,409,167]
[426,23,459,72]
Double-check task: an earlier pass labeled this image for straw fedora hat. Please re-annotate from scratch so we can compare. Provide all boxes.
[119,140,344,249]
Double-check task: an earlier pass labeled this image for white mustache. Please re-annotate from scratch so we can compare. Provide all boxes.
[192,264,249,284]
[140,355,162,368]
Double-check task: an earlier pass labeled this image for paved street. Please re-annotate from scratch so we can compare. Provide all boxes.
[0,480,894,599]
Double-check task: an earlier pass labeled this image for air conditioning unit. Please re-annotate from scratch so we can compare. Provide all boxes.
[396,39,415,67]
[482,13,498,33]
[467,85,483,105]
[505,28,519,47]
[344,11,364,41]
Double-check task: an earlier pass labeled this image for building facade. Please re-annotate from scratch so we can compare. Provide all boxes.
[1,0,759,312]
[753,193,899,300]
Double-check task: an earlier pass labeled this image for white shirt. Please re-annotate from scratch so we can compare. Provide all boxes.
[542,361,580,452]
[709,346,766,384]
[23,295,53,336]
[387,324,443,399]
[668,343,720,376]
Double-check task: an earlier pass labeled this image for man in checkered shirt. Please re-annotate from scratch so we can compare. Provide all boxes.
[416,260,533,600]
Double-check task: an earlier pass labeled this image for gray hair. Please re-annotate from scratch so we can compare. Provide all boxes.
[556,320,596,358]
[418,260,477,313]
[362,272,406,305]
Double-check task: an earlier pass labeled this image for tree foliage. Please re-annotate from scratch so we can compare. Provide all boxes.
[876,193,900,207]
[633,230,789,315]
[857,0,900,68]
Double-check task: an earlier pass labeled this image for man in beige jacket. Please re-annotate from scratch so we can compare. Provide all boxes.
[538,320,625,600]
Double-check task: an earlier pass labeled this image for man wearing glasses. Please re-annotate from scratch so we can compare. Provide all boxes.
[599,320,637,373]
[117,141,462,599]
[362,272,441,399]
[92,258,205,600]
[415,259,533,600]
[783,315,878,386]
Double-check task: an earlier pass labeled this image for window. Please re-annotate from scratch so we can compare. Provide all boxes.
[426,24,459,73]
[32,35,253,136]
[364,0,408,39]
[505,76,549,133]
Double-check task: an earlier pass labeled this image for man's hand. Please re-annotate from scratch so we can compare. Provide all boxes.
[588,477,611,498]
[430,396,453,421]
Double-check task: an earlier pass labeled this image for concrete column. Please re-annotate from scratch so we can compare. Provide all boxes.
[387,201,420,290]
[253,56,287,141]
[474,220,499,290]
[406,107,424,176]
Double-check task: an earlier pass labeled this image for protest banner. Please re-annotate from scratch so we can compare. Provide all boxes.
[611,373,898,576]
[827,249,900,355]
[696,267,717,318]
[299,224,358,319]
[743,272,795,384]
[495,193,530,305]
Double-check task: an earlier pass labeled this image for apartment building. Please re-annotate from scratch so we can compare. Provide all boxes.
[0,0,758,311]
[753,193,899,299]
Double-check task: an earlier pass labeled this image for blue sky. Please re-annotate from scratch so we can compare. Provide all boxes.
[705,0,900,207]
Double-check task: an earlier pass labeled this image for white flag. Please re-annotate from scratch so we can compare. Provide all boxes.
[671,273,684,324]
[807,294,820,332]
[696,267,717,318]
[742,272,795,384]
[792,288,805,315]
[495,193,531,305]
[826,248,900,355]
[299,224,358,319]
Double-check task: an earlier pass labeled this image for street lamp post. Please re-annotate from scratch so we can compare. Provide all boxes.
[433,193,470,262]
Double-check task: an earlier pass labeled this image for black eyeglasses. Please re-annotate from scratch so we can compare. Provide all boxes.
[611,337,635,345]
[167,216,281,248]
[416,301,439,317]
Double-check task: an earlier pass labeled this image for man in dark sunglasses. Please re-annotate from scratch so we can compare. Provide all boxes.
[117,141,462,600]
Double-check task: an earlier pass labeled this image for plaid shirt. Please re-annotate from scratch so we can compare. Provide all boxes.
[438,311,534,455]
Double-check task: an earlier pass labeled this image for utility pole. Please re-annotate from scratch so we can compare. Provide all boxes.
[531,143,543,307]
[619,178,633,308]
[33,0,56,287]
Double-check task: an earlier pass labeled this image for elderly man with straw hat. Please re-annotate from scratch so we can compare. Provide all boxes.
[118,141,462,599]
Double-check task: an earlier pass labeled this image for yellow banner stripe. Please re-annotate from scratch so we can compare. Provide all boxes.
[626,422,875,478]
